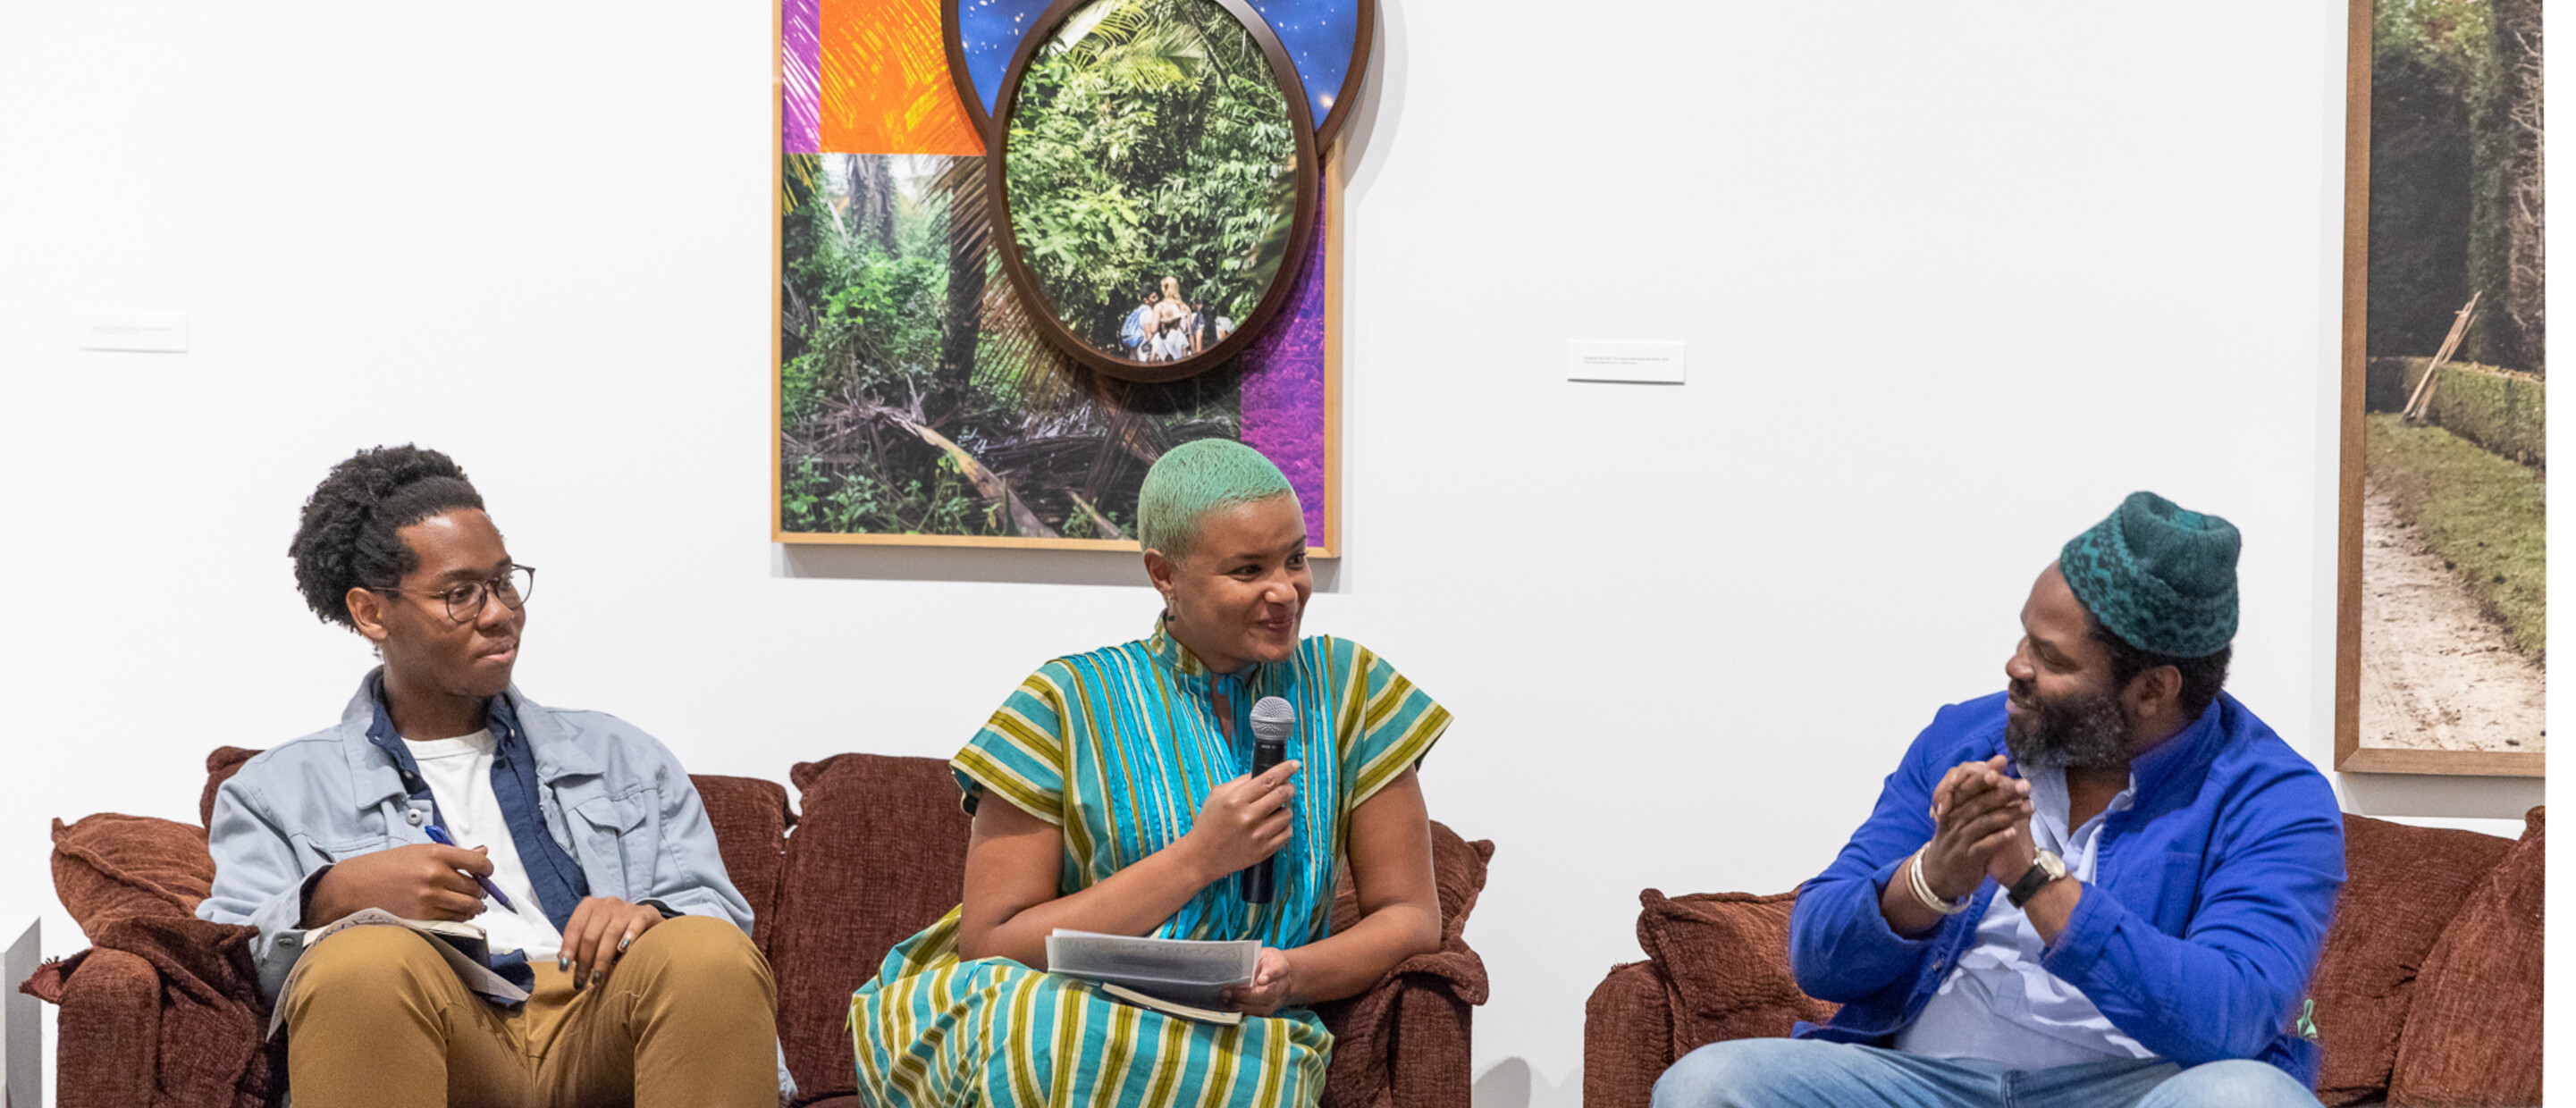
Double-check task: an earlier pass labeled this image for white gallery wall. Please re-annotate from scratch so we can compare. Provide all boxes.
[0,2,2557,1106]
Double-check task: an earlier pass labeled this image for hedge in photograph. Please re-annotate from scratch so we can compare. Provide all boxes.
[2366,357,2545,467]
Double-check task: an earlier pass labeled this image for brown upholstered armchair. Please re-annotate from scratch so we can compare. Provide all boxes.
[1582,810,2543,1108]
[23,748,1493,1108]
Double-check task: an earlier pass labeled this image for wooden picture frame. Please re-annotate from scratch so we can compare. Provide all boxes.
[2332,0,2545,777]
[771,0,1352,556]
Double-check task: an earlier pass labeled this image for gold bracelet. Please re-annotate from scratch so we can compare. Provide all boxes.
[1908,851,1973,916]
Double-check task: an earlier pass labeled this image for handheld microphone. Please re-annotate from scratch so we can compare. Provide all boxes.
[1243,696,1295,904]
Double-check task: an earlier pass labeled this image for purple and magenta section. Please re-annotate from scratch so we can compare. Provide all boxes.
[783,0,821,154]
[1238,204,1328,546]
[781,0,1334,544]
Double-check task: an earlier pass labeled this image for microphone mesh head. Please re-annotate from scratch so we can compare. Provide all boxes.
[1249,696,1295,743]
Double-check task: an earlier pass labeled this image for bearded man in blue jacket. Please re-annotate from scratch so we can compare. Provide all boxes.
[1656,492,2344,1108]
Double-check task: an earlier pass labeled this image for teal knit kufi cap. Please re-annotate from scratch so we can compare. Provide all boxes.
[2058,491,2241,659]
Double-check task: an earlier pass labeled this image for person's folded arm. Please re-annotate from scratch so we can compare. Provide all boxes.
[956,757,1304,967]
[197,776,326,1003]
[2034,770,2344,1065]
[954,794,1219,967]
[1269,768,1442,1006]
[1789,714,1963,1002]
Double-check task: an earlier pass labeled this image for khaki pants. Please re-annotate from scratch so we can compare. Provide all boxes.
[282,914,779,1108]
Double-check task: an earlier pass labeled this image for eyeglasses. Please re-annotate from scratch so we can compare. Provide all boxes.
[371,565,536,624]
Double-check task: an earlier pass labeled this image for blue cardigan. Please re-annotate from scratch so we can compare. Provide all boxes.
[1787,692,2345,1084]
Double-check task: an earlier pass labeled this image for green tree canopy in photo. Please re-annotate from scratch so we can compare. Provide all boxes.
[1004,0,1301,352]
[2370,0,2543,374]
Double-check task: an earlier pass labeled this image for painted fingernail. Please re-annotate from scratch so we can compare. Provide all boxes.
[592,970,605,986]
[557,957,569,971]
[618,936,631,953]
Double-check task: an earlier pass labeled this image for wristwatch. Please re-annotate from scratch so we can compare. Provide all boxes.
[2007,851,2068,908]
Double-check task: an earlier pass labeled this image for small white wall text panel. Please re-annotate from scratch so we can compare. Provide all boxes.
[79,312,190,353]
[1566,340,1685,384]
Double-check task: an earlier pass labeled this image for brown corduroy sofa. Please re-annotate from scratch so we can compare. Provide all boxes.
[1585,809,2543,1108]
[21,748,1494,1108]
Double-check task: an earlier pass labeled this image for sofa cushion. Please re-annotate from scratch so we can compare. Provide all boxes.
[200,746,261,828]
[2307,813,2518,1106]
[2387,806,2544,1107]
[770,752,972,1104]
[1635,889,1835,1045]
[689,774,793,953]
[1327,820,1493,943]
[52,815,215,930]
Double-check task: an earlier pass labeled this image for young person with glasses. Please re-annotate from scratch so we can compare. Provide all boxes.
[197,445,788,1108]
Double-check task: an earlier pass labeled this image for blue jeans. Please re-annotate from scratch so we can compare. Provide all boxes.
[1654,1039,2321,1108]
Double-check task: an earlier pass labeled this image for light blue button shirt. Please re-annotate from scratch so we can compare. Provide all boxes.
[1895,766,2159,1069]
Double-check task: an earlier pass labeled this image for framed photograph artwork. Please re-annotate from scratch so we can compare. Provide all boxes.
[2334,0,2545,776]
[772,0,1371,552]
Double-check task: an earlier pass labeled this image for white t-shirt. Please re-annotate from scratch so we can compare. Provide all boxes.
[407,730,567,959]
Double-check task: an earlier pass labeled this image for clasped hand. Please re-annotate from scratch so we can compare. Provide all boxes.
[1180,759,1301,880]
[306,843,495,926]
[1220,947,1295,1016]
[1919,756,2039,902]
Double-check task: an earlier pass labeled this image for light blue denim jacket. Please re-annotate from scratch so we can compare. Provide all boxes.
[196,673,756,1001]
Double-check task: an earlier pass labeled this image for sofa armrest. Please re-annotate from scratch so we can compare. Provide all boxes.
[33,918,280,1108]
[1379,945,1489,1005]
[1316,944,1484,1108]
[44,949,163,1108]
[1585,961,1678,1108]
[1385,980,1473,1108]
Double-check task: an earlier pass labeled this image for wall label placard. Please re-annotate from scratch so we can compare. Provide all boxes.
[1567,340,1685,384]
[78,313,190,353]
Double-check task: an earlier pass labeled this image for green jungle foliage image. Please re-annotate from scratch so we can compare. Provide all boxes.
[779,153,1242,541]
[1005,0,1301,354]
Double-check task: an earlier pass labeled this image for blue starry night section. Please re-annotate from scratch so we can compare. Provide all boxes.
[958,0,1360,130]
[1243,0,1358,126]
[959,0,1056,115]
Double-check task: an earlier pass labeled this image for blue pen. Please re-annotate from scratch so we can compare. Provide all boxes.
[422,824,519,911]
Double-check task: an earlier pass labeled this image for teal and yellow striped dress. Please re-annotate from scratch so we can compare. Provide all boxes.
[849,621,1451,1108]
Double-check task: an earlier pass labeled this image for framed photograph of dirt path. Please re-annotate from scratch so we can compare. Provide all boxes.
[2335,0,2544,776]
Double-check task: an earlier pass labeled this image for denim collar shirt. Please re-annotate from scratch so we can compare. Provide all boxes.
[1787,692,2346,1086]
[196,671,757,1003]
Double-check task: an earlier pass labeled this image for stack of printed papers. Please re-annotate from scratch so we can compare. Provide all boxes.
[1046,930,1258,1022]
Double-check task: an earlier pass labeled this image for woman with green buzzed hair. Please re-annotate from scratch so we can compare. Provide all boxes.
[851,440,1454,1107]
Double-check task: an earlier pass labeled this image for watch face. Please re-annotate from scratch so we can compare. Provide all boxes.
[2009,852,2067,908]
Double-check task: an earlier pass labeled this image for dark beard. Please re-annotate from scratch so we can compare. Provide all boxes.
[2004,682,2133,769]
